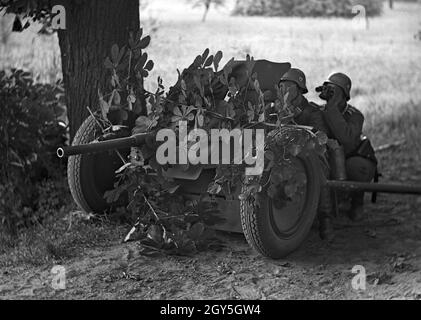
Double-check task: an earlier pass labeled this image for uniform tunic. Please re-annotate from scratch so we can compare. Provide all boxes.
[322,102,364,156]
[294,98,329,133]
[322,101,377,206]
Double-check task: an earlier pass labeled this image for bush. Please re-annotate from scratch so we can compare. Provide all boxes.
[0,69,69,235]
[232,0,383,18]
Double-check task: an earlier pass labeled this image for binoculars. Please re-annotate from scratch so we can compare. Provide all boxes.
[315,84,334,101]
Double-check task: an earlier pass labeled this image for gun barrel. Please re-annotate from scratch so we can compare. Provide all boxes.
[57,133,153,158]
[326,180,421,195]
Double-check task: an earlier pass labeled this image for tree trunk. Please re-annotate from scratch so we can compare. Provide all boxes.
[389,0,394,9]
[57,0,140,140]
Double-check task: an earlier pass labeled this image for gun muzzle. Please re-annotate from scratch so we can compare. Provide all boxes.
[57,132,154,158]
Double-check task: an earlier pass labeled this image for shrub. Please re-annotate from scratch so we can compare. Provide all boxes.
[232,0,383,18]
[100,38,328,256]
[0,69,68,235]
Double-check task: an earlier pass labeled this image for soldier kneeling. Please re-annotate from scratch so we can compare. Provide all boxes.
[317,73,378,232]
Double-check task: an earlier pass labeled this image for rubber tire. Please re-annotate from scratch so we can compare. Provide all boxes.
[240,152,322,259]
[67,115,123,213]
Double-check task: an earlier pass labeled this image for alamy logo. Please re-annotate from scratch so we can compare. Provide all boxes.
[51,265,66,290]
[156,121,265,176]
[351,265,366,291]
[51,5,66,30]
[352,5,367,30]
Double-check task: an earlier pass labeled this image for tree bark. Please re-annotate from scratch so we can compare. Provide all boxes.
[57,0,140,140]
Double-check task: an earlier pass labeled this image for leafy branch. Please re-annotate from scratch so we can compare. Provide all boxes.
[99,41,328,256]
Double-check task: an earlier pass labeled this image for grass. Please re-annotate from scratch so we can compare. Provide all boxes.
[0,207,127,268]
[0,0,421,266]
[1,1,420,132]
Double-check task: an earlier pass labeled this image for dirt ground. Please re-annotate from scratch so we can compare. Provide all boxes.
[1,150,421,300]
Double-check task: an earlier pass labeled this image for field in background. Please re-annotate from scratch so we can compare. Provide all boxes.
[0,0,420,147]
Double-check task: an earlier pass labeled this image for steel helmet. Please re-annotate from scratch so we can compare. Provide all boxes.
[324,72,352,101]
[279,68,308,94]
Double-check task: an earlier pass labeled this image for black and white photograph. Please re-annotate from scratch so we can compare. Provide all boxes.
[0,0,420,303]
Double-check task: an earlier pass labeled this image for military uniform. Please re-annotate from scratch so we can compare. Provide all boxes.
[323,101,376,176]
[323,103,364,156]
[279,68,336,239]
[320,75,377,223]
[295,98,329,132]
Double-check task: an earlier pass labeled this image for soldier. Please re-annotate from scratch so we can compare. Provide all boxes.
[278,68,327,130]
[318,72,377,226]
[279,68,335,241]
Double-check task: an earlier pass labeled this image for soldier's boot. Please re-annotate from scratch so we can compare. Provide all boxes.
[348,191,365,222]
[318,214,335,241]
[345,156,376,222]
[318,186,335,241]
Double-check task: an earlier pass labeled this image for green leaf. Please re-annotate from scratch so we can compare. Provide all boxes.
[254,79,261,92]
[196,114,204,127]
[223,58,234,78]
[144,60,154,71]
[139,35,151,49]
[184,105,196,115]
[118,46,126,65]
[204,55,214,67]
[195,94,203,108]
[181,79,187,91]
[137,29,143,41]
[138,52,148,68]
[214,51,223,71]
[134,116,153,133]
[202,48,210,63]
[192,55,202,68]
[113,90,121,105]
[111,73,120,88]
[173,106,182,117]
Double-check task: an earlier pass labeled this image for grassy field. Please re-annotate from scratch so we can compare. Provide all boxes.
[1,1,420,148]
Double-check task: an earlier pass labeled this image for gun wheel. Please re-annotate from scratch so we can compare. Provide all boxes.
[240,152,322,259]
[67,115,125,214]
